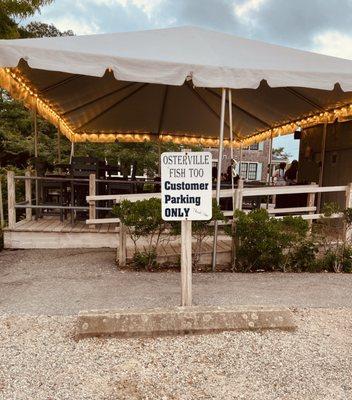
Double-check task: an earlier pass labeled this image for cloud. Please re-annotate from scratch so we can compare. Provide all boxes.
[243,0,352,49]
[234,0,266,19]
[28,0,352,60]
[313,31,352,60]
[45,15,100,35]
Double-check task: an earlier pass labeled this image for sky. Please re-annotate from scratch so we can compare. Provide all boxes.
[27,0,352,158]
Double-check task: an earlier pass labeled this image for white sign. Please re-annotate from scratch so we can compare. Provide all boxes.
[161,151,212,221]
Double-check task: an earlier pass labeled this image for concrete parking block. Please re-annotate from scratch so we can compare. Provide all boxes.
[76,305,295,339]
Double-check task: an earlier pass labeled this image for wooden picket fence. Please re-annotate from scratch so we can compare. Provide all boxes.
[85,174,352,265]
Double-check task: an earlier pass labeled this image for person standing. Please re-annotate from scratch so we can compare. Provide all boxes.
[284,160,299,185]
[273,162,287,186]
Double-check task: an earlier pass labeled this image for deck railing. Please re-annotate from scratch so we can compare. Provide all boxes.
[84,174,352,265]
[7,171,352,227]
[6,171,352,264]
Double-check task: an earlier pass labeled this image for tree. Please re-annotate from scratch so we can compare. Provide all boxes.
[0,1,74,169]
[25,21,73,38]
[0,1,180,175]
[272,147,291,160]
[0,0,53,39]
[0,90,71,168]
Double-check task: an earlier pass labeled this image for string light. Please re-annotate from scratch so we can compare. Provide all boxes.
[1,67,352,146]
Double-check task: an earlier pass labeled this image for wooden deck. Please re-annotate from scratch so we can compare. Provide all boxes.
[3,216,232,265]
[3,216,119,249]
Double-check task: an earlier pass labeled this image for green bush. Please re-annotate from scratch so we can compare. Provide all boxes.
[133,249,157,270]
[321,201,341,217]
[230,209,310,272]
[170,201,225,267]
[316,245,352,273]
[287,240,319,272]
[112,198,168,269]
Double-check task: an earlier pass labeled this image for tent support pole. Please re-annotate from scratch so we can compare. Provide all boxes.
[239,143,243,177]
[157,85,169,177]
[33,107,39,220]
[228,89,235,209]
[212,88,226,272]
[317,122,327,212]
[267,133,273,184]
[70,141,75,164]
[266,132,273,209]
[157,140,161,176]
[57,128,61,164]
[34,108,38,158]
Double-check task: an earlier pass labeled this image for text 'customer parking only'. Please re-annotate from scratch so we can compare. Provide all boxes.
[161,151,212,221]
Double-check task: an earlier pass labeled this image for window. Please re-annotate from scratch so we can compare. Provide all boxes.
[240,162,259,181]
[240,162,248,179]
[243,144,259,151]
[248,163,258,180]
[249,143,259,150]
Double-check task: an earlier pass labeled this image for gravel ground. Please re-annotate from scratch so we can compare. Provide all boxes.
[1,249,352,399]
[0,309,351,400]
[1,249,352,314]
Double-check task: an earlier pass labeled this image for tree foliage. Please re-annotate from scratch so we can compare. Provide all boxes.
[25,21,73,37]
[0,0,53,38]
[0,0,181,177]
[272,147,291,160]
[0,0,74,170]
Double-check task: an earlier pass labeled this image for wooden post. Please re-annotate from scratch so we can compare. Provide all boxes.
[307,183,316,232]
[89,173,96,227]
[118,222,127,267]
[181,219,192,306]
[231,178,244,268]
[0,176,4,229]
[25,170,32,221]
[345,183,352,242]
[233,178,244,210]
[7,171,16,229]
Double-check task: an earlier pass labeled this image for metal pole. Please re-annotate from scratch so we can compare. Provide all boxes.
[267,133,273,184]
[239,143,243,178]
[157,140,162,176]
[0,176,4,228]
[266,132,273,209]
[212,88,226,271]
[317,122,327,212]
[57,128,61,163]
[69,141,75,164]
[33,107,39,219]
[228,89,235,211]
[34,107,38,158]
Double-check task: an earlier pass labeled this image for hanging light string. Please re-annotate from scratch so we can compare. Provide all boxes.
[1,67,351,145]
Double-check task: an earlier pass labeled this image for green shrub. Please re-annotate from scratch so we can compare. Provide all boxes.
[230,209,310,272]
[170,201,225,267]
[133,248,157,270]
[112,198,168,269]
[316,245,352,273]
[321,201,341,217]
[287,240,319,272]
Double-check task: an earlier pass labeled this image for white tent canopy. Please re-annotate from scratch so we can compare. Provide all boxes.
[1,26,352,145]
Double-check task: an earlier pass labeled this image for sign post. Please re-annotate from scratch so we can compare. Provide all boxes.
[161,150,212,306]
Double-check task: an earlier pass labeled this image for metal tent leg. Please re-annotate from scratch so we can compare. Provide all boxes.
[212,88,226,271]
